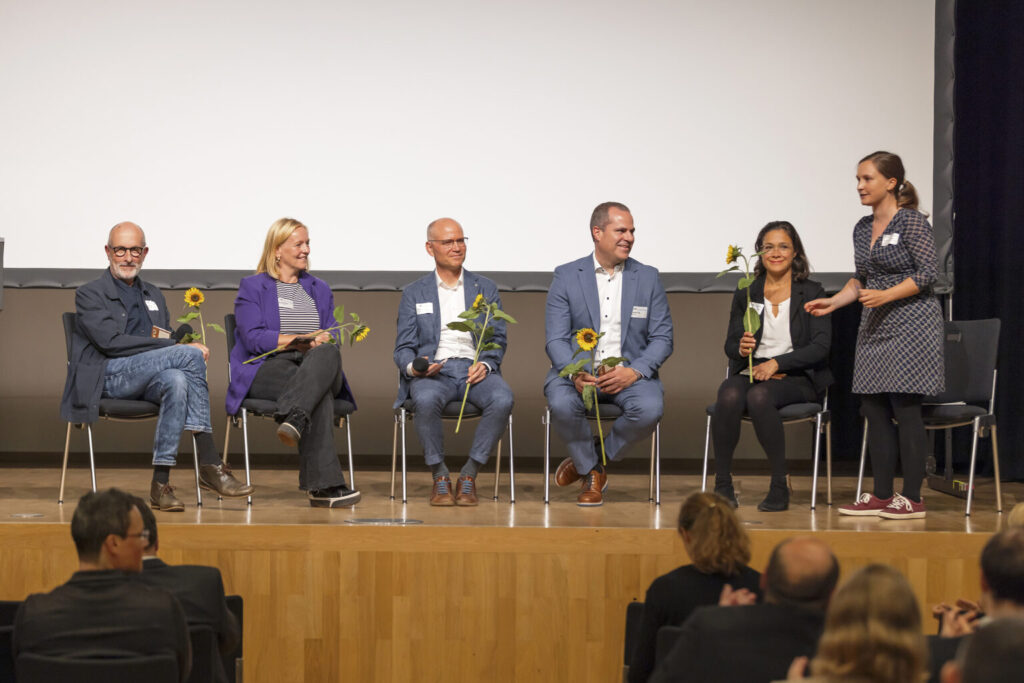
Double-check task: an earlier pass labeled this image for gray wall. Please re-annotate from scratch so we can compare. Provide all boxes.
[0,287,817,466]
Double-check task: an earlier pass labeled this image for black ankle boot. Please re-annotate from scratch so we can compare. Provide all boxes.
[714,481,739,508]
[758,482,789,512]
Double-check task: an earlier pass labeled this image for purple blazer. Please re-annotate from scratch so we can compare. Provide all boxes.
[226,271,355,416]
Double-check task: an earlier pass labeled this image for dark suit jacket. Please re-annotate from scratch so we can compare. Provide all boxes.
[724,276,832,394]
[628,564,763,683]
[137,558,240,683]
[12,570,190,683]
[648,603,825,683]
[60,269,176,424]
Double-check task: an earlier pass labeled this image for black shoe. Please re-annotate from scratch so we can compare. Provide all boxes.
[714,484,739,509]
[276,409,309,448]
[308,485,361,508]
[757,484,789,512]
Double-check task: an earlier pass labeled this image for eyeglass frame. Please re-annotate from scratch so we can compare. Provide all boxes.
[427,237,469,249]
[121,529,151,542]
[107,245,147,257]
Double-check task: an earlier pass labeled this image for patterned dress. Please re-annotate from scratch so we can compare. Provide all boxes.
[852,208,944,395]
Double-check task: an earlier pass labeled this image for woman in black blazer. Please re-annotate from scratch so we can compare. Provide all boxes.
[713,221,832,511]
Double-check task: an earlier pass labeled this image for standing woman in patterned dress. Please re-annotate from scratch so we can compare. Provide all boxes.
[805,151,943,519]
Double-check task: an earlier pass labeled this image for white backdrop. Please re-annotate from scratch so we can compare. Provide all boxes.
[0,0,934,273]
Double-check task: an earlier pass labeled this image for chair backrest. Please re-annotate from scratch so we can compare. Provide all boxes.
[15,651,178,683]
[0,625,14,683]
[187,625,218,683]
[224,594,243,683]
[623,601,644,666]
[0,601,20,628]
[224,314,237,356]
[927,319,1000,406]
[62,312,76,364]
[654,624,682,667]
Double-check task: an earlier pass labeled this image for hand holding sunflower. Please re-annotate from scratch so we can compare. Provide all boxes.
[558,327,627,465]
[717,243,767,382]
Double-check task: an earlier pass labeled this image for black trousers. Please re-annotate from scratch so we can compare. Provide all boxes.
[248,345,346,491]
[859,392,926,501]
[711,374,818,482]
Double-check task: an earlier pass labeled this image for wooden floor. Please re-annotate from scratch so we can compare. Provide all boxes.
[0,467,1018,683]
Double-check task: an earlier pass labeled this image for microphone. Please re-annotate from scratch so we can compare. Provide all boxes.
[412,356,430,374]
[171,323,194,342]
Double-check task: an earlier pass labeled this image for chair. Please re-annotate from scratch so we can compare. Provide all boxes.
[543,404,661,505]
[654,624,682,668]
[15,652,179,683]
[701,384,833,509]
[0,625,13,683]
[855,319,1002,516]
[622,601,644,681]
[0,600,19,627]
[222,314,356,506]
[391,400,515,504]
[59,312,202,506]
[224,595,243,683]
[187,625,218,683]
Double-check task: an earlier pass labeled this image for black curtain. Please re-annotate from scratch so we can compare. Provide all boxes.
[953,1,1024,479]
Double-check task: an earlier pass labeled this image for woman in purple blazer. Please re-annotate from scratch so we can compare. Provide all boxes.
[227,218,359,508]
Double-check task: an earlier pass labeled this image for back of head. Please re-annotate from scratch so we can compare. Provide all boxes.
[1007,502,1024,529]
[981,529,1024,606]
[132,495,159,554]
[71,488,136,563]
[677,492,751,576]
[859,150,920,212]
[763,536,839,611]
[812,564,925,683]
[257,217,306,278]
[956,617,1024,683]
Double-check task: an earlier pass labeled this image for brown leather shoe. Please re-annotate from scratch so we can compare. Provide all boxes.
[555,458,583,487]
[430,476,455,506]
[454,475,479,506]
[577,471,605,507]
[150,481,185,512]
[199,463,254,497]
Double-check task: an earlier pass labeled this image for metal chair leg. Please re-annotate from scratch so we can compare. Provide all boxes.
[86,425,97,492]
[543,408,551,505]
[345,415,355,490]
[826,421,833,506]
[493,437,503,502]
[991,424,1002,513]
[654,423,661,506]
[701,415,711,492]
[390,413,399,500]
[400,408,408,504]
[966,416,981,516]
[222,419,232,468]
[192,434,204,507]
[507,415,516,504]
[649,430,656,502]
[810,413,823,510]
[856,418,868,499]
[59,423,73,504]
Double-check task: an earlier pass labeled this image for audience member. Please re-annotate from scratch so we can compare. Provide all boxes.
[648,536,838,683]
[940,617,1024,683]
[1006,501,1024,528]
[11,488,190,682]
[132,497,240,683]
[629,492,762,683]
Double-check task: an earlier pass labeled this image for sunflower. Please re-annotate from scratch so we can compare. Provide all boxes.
[353,326,370,342]
[576,328,598,351]
[184,287,204,307]
[472,293,485,310]
[725,245,741,264]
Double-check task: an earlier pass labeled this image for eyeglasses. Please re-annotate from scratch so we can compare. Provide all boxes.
[122,529,151,542]
[428,237,468,249]
[109,246,146,257]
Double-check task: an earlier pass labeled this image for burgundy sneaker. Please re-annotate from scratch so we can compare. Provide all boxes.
[878,493,926,520]
[838,493,893,517]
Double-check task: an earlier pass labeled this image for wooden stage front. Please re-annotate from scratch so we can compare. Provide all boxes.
[0,466,1017,683]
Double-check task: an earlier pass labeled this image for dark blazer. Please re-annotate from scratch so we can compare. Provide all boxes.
[227,271,355,416]
[648,603,825,683]
[393,269,506,407]
[60,269,175,424]
[724,276,832,394]
[628,564,762,683]
[12,570,191,683]
[137,558,240,683]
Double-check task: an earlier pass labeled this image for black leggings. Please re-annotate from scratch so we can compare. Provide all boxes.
[860,392,927,501]
[711,374,818,482]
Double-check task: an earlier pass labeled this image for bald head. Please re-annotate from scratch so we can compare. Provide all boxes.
[105,221,149,284]
[425,217,466,276]
[764,536,839,610]
[426,217,461,241]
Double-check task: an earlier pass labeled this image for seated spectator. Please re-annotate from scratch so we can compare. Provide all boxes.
[1006,502,1024,528]
[132,497,240,683]
[629,492,762,683]
[11,488,190,682]
[940,617,1024,683]
[649,536,838,683]
[784,563,926,683]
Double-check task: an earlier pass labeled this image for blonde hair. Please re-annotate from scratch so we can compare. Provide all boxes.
[677,492,752,576]
[257,218,308,278]
[811,564,926,683]
[1007,502,1024,529]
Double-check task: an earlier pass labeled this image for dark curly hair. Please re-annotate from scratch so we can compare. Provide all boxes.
[752,220,810,282]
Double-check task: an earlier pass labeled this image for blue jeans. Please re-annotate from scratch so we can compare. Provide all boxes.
[103,345,211,466]
[408,357,514,467]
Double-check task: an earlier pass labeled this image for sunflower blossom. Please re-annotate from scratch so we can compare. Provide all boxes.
[184,287,204,307]
[725,245,741,264]
[576,328,598,351]
[354,326,370,342]
[472,293,485,310]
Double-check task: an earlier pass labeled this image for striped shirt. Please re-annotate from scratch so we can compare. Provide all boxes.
[275,281,320,334]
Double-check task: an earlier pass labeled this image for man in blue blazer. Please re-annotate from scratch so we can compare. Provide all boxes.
[394,218,514,506]
[545,202,673,506]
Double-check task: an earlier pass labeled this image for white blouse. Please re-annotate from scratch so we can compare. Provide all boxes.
[755,298,793,360]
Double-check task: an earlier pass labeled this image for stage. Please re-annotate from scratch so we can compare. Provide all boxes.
[0,466,1016,683]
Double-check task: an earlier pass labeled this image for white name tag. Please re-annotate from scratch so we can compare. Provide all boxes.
[278,297,294,309]
[749,301,765,314]
[631,306,648,319]
[881,233,900,246]
[416,302,434,315]
[145,300,159,311]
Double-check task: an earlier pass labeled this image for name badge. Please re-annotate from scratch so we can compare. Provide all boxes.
[749,302,765,314]
[278,298,294,309]
[144,300,159,311]
[416,302,434,315]
[881,233,901,246]
[631,306,648,319]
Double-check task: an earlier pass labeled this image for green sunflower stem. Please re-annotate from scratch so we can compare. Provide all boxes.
[455,306,491,433]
